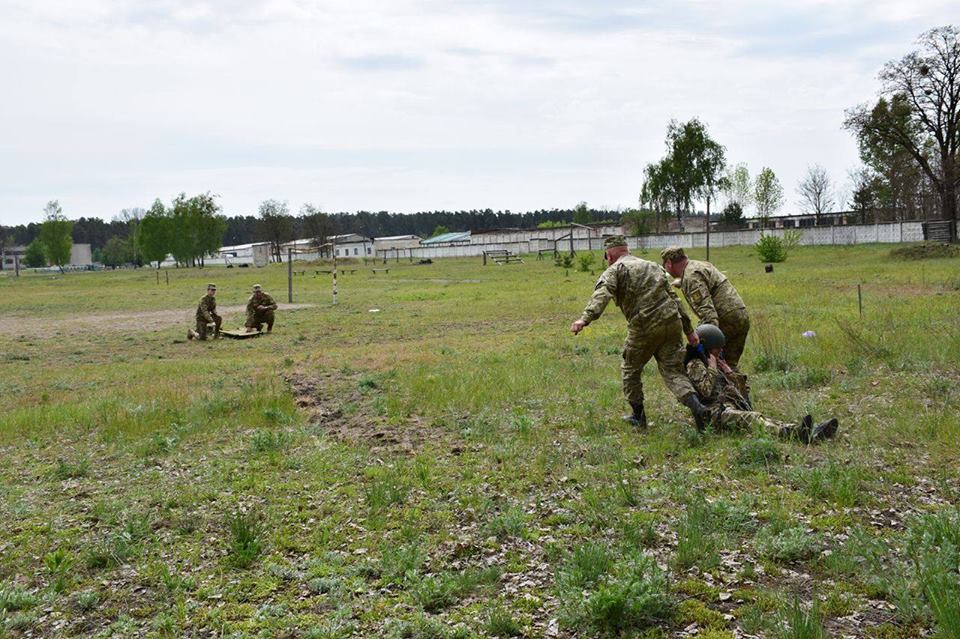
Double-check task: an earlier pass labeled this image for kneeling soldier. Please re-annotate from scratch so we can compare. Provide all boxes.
[188,283,222,341]
[686,324,838,442]
[245,284,278,333]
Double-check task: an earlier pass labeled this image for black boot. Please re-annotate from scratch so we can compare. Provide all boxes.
[809,418,839,442]
[682,394,709,432]
[623,402,647,429]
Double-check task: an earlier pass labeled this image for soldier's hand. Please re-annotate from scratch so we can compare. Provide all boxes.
[707,354,717,368]
[687,331,700,346]
[571,320,587,335]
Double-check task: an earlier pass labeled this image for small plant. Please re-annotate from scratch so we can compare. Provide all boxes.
[575,554,673,636]
[481,506,527,540]
[554,254,575,269]
[674,499,721,571]
[364,467,409,514]
[0,586,37,612]
[379,542,424,586]
[557,542,613,591]
[577,252,597,272]
[778,598,826,639]
[755,235,787,263]
[54,458,90,480]
[734,437,783,469]
[74,589,99,612]
[485,606,523,637]
[227,511,262,569]
[756,526,818,563]
[43,548,74,593]
[250,429,289,454]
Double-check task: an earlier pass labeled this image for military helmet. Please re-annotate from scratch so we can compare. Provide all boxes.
[660,246,686,262]
[695,324,726,350]
[252,284,262,291]
[603,235,628,249]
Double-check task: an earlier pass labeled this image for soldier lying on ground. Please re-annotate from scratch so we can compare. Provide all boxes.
[686,324,838,442]
[188,283,222,341]
[245,284,278,333]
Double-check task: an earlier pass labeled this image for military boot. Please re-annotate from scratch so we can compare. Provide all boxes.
[682,394,709,432]
[809,418,839,442]
[623,402,647,429]
[187,329,197,340]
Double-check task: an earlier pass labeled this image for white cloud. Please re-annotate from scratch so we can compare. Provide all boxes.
[0,0,956,224]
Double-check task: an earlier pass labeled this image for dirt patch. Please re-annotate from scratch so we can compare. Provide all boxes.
[889,242,959,260]
[285,369,462,456]
[0,303,315,338]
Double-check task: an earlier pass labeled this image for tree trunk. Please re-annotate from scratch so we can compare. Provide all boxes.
[942,161,958,241]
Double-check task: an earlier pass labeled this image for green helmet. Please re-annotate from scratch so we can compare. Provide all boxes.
[696,324,726,350]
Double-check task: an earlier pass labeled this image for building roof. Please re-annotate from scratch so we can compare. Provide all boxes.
[375,234,421,241]
[421,231,471,245]
[220,242,271,252]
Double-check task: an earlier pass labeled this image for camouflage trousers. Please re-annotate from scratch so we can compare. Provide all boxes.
[622,317,696,405]
[245,310,275,332]
[196,314,222,340]
[708,407,801,439]
[718,309,750,369]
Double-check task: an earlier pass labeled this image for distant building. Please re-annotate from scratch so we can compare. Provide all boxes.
[374,235,422,252]
[281,234,373,259]
[70,243,92,266]
[420,231,471,245]
[1,245,26,270]
[218,242,271,267]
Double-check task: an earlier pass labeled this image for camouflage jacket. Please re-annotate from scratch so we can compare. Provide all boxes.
[686,357,751,411]
[680,260,746,325]
[196,295,218,322]
[246,293,277,318]
[581,255,693,334]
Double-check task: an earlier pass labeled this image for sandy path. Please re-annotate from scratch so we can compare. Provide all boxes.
[0,304,316,338]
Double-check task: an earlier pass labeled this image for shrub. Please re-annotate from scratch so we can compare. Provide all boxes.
[555,254,575,269]
[755,235,787,263]
[577,252,597,272]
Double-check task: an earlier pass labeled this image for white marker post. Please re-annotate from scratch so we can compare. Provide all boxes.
[332,237,338,305]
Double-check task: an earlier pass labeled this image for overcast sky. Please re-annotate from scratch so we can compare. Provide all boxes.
[1,1,957,225]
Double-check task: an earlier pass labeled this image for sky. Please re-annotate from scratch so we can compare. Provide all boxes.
[1,0,957,226]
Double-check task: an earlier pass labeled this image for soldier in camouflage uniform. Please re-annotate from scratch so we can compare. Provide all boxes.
[687,324,838,442]
[188,284,222,341]
[245,284,278,333]
[661,246,750,369]
[571,236,710,429]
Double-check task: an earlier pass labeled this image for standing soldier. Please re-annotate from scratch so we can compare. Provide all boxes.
[686,324,838,441]
[661,246,750,369]
[245,284,278,333]
[188,283,221,341]
[570,236,710,429]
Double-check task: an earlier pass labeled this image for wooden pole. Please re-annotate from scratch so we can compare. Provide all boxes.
[14,254,20,277]
[287,248,293,303]
[857,284,862,318]
[156,269,159,285]
[165,270,169,285]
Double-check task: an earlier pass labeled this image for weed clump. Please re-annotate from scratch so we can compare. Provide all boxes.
[734,437,783,470]
[557,551,673,636]
[226,511,262,569]
[756,526,818,563]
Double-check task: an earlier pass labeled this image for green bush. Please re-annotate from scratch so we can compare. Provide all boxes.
[755,235,787,263]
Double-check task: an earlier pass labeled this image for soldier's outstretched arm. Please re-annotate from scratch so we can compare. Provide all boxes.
[663,268,695,336]
[577,268,617,328]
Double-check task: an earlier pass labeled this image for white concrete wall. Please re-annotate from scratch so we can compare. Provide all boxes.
[407,222,925,259]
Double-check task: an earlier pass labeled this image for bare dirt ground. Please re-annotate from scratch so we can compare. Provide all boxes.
[285,369,464,455]
[0,303,316,338]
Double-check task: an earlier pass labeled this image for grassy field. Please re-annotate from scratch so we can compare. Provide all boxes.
[1,244,959,639]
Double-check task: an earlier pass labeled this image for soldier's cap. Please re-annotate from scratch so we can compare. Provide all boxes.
[207,283,217,290]
[660,246,686,262]
[603,235,628,249]
[252,284,262,290]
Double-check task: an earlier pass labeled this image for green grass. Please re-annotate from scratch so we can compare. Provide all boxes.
[0,245,959,636]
